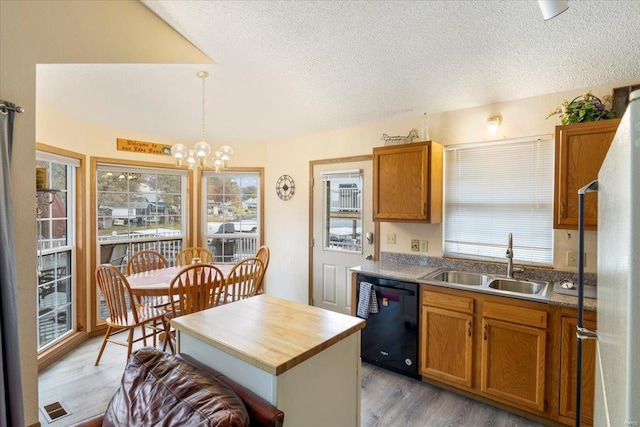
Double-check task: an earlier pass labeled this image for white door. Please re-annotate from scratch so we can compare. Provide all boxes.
[311,159,374,315]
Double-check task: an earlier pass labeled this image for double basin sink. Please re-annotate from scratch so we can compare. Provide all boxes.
[418,268,550,300]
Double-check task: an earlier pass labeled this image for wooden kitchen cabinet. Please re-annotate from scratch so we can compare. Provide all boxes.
[372,141,442,222]
[480,301,547,412]
[554,118,621,230]
[558,311,597,426]
[420,290,474,387]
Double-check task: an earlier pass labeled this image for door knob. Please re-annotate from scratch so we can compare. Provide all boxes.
[366,231,374,244]
[365,254,373,260]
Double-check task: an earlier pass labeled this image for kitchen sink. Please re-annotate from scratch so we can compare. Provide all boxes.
[488,278,548,295]
[418,268,550,300]
[429,270,490,286]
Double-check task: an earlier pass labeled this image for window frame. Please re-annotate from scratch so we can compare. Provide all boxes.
[36,143,86,370]
[198,168,265,262]
[90,157,192,332]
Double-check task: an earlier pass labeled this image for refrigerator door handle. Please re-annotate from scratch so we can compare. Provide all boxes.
[576,326,598,340]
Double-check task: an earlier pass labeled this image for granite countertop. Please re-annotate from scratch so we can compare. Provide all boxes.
[549,291,597,311]
[351,261,438,282]
[351,260,597,312]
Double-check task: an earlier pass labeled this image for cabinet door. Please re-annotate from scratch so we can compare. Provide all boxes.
[559,316,597,426]
[420,306,473,387]
[372,141,442,222]
[554,119,621,230]
[480,318,546,411]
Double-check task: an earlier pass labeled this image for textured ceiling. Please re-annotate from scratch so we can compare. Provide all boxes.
[36,1,640,144]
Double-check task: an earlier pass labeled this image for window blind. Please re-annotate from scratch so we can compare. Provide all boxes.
[443,136,553,266]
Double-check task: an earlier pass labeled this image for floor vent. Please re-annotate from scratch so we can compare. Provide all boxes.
[40,401,71,423]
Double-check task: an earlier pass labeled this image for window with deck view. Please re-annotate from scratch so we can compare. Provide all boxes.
[322,170,363,253]
[203,171,262,263]
[95,164,187,320]
[36,152,78,351]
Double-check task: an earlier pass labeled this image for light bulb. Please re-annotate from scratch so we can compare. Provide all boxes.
[194,140,211,158]
[171,143,188,160]
[219,145,234,155]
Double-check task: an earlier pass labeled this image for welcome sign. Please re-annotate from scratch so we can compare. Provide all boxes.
[116,138,172,156]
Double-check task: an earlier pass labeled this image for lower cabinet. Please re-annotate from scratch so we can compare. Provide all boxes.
[420,290,474,387]
[558,310,597,426]
[419,284,597,425]
[420,285,551,420]
[480,301,547,412]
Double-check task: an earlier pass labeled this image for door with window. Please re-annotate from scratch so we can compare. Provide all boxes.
[311,158,374,315]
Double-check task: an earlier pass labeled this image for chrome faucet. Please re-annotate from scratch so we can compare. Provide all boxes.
[506,233,524,278]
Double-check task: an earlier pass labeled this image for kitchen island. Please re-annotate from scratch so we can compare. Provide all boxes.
[171,294,366,427]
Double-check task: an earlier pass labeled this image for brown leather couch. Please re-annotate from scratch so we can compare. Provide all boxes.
[70,347,284,427]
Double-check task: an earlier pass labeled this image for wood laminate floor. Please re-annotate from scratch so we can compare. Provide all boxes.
[38,334,546,426]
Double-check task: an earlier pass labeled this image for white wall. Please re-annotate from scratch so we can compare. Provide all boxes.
[0,1,212,425]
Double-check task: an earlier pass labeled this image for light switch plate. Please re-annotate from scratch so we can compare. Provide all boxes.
[386,233,396,244]
[420,240,428,252]
[411,239,420,252]
[566,251,585,267]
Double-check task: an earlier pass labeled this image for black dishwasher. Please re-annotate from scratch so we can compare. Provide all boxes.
[356,273,419,379]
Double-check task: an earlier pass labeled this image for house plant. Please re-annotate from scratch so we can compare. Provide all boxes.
[547,91,616,125]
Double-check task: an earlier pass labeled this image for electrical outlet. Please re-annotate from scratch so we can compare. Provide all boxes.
[411,239,420,252]
[566,251,585,267]
[420,240,428,252]
[386,233,396,244]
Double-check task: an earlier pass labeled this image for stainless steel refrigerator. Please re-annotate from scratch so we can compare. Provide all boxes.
[586,89,640,426]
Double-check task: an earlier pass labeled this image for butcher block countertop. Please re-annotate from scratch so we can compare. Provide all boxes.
[171,294,366,376]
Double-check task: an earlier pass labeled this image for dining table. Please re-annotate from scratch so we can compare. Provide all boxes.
[126,263,235,297]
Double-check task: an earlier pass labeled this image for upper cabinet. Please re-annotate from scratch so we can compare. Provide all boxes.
[372,141,443,222]
[553,119,621,230]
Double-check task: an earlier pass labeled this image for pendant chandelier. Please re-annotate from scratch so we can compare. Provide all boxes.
[171,71,233,170]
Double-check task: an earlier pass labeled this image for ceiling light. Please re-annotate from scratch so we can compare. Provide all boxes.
[487,115,501,134]
[171,71,233,171]
[538,0,569,21]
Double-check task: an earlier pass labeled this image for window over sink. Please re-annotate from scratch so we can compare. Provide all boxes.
[443,136,553,266]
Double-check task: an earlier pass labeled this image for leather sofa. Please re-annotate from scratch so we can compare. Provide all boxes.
[70,347,284,427]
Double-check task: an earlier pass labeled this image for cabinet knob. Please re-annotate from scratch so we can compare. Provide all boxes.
[483,324,488,341]
[560,202,565,219]
[467,321,472,337]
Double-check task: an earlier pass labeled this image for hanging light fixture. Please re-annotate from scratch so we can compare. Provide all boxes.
[171,71,233,171]
[538,0,569,21]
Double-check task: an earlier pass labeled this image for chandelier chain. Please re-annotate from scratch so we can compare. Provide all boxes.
[200,71,207,142]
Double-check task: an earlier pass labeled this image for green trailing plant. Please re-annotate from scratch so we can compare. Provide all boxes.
[547,91,616,125]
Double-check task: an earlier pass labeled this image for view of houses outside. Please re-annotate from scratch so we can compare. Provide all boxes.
[94,168,187,320]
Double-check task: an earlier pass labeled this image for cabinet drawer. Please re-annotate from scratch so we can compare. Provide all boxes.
[482,301,547,329]
[423,290,474,314]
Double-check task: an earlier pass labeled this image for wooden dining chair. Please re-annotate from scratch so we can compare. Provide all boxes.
[95,264,167,365]
[254,245,270,294]
[126,250,168,275]
[163,263,225,354]
[126,250,170,342]
[174,246,214,266]
[223,257,265,303]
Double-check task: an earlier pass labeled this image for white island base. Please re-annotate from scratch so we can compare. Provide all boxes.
[172,295,365,427]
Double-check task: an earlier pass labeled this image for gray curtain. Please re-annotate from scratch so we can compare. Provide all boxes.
[0,101,25,426]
